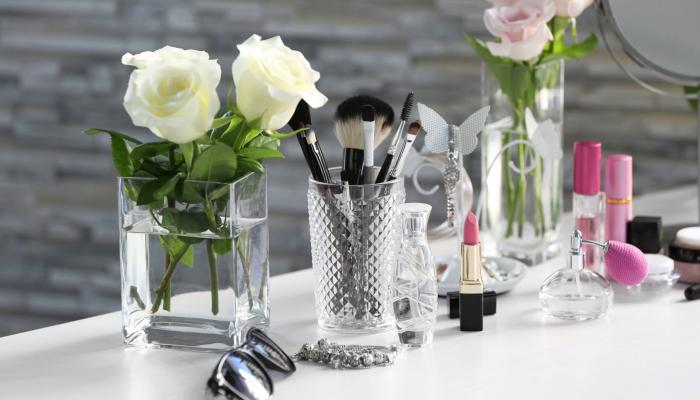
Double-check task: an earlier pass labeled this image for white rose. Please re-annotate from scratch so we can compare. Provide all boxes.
[122,46,221,144]
[232,35,327,131]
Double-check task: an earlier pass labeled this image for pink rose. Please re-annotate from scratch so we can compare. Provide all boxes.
[553,0,593,17]
[487,0,553,7]
[484,2,555,61]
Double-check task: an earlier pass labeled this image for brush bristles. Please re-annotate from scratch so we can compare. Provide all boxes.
[335,95,394,129]
[362,105,375,122]
[400,92,415,121]
[335,95,395,150]
[407,120,421,135]
[288,100,311,130]
[335,119,365,150]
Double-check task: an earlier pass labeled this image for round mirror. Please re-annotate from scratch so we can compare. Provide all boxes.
[602,0,700,84]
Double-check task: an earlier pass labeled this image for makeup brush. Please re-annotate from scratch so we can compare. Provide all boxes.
[376,92,415,183]
[361,105,376,184]
[388,120,422,181]
[334,95,394,185]
[288,100,332,183]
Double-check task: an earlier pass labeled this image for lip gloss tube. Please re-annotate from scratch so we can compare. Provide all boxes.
[605,154,633,242]
[573,141,603,270]
[460,212,483,332]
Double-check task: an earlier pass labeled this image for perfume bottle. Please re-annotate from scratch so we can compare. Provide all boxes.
[539,229,613,321]
[573,141,604,271]
[393,203,437,346]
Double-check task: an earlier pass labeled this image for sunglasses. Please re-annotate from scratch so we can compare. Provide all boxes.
[207,328,296,400]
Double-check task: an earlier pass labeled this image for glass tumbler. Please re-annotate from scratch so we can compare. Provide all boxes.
[307,167,405,331]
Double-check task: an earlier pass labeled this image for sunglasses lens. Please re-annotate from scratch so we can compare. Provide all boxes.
[245,328,296,375]
[218,351,273,400]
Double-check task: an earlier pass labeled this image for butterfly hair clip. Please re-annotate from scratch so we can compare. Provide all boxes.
[417,103,490,228]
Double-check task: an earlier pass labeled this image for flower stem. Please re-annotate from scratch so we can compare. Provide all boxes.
[504,131,516,237]
[236,232,255,311]
[517,133,527,238]
[206,239,219,316]
[150,244,189,314]
[163,253,171,311]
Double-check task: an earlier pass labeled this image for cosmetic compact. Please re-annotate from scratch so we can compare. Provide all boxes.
[668,227,700,283]
[623,216,679,293]
[436,255,527,296]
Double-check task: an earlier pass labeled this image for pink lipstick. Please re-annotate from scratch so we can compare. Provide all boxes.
[460,212,483,332]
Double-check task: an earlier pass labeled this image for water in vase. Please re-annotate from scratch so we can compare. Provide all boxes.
[120,210,269,351]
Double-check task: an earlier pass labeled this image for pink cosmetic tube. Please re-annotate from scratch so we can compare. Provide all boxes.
[605,154,633,242]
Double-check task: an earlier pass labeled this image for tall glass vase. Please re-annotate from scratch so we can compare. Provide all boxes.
[119,172,269,351]
[480,60,564,265]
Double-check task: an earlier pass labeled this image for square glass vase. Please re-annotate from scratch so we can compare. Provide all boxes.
[119,172,269,351]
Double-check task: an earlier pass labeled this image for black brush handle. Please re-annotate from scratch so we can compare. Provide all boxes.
[312,140,333,184]
[375,153,394,183]
[297,133,323,181]
[341,148,364,185]
[459,292,483,332]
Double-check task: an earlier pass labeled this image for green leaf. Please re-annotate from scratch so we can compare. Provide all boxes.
[137,158,170,177]
[238,147,285,160]
[237,156,264,174]
[212,238,233,256]
[159,236,195,268]
[84,128,141,176]
[260,129,302,140]
[206,183,231,202]
[173,180,204,203]
[136,173,183,205]
[484,62,533,109]
[110,135,134,177]
[540,34,598,64]
[219,119,246,147]
[190,143,238,182]
[180,142,195,173]
[180,236,204,245]
[684,86,699,112]
[130,141,176,161]
[83,128,142,144]
[248,134,280,150]
[464,34,506,64]
[234,129,262,150]
[195,134,214,146]
[210,114,236,131]
[161,207,211,234]
[551,16,570,53]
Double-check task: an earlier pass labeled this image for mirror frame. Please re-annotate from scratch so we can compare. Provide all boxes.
[600,0,700,85]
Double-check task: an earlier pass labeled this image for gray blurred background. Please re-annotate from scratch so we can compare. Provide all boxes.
[0,0,696,336]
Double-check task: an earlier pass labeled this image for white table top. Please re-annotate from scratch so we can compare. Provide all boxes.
[1,186,699,400]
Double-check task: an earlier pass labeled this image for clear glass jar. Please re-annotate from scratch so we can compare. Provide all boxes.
[392,203,437,346]
[481,60,564,264]
[308,167,405,331]
[539,230,613,321]
[119,172,269,351]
